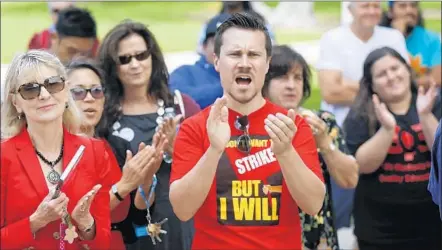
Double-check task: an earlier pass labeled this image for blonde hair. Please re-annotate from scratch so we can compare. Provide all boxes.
[1,50,81,138]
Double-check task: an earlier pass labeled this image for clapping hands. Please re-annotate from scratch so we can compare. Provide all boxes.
[264,109,298,155]
[373,94,396,131]
[31,188,69,229]
[207,97,231,154]
[417,80,438,116]
[71,184,102,231]
[156,114,183,155]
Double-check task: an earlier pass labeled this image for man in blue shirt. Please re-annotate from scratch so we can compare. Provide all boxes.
[381,1,441,88]
[169,14,231,109]
[428,120,442,220]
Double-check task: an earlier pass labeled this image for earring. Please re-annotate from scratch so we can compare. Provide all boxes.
[65,102,69,109]
[17,113,22,120]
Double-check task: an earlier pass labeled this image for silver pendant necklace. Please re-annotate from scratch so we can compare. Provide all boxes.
[35,143,64,185]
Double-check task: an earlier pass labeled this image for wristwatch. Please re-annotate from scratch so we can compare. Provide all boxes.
[112,184,124,201]
[318,141,336,155]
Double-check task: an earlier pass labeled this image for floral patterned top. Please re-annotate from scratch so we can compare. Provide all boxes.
[299,110,348,250]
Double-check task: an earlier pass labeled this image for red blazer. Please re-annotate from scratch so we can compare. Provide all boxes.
[1,127,115,250]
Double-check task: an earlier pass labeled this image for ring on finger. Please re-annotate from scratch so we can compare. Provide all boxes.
[80,202,86,212]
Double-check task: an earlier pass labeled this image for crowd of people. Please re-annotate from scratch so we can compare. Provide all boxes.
[1,1,441,250]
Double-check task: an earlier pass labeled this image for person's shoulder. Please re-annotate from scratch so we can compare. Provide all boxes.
[264,100,288,114]
[321,25,349,40]
[180,106,210,131]
[30,28,51,39]
[1,135,17,153]
[416,26,441,42]
[28,28,52,49]
[436,119,442,136]
[181,93,201,112]
[376,25,403,39]
[70,133,108,150]
[170,64,195,76]
[1,130,28,151]
[169,64,202,86]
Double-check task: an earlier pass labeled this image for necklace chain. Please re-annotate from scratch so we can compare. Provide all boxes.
[35,143,64,168]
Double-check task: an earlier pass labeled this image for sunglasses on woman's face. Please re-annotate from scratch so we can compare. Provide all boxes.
[118,50,151,65]
[235,115,251,154]
[13,76,65,100]
[70,86,104,101]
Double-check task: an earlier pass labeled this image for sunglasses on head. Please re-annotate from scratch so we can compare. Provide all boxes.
[235,115,251,154]
[118,50,150,65]
[70,86,104,101]
[13,76,65,100]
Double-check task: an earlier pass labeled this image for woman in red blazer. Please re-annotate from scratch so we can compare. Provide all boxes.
[1,50,113,249]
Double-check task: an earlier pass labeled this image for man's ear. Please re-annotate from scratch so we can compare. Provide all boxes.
[213,53,220,72]
[265,56,272,74]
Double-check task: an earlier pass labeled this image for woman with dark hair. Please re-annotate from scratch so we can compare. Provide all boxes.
[262,45,359,250]
[97,20,200,250]
[343,46,441,250]
[67,58,167,249]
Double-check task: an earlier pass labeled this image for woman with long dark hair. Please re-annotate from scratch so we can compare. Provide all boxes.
[97,20,200,250]
[343,47,441,250]
[67,58,167,249]
[262,45,359,250]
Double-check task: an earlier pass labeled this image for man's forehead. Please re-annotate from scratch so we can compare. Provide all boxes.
[221,28,266,50]
[62,37,94,47]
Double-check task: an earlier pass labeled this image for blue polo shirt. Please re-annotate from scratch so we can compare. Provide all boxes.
[169,56,222,109]
[428,120,442,220]
[406,26,441,76]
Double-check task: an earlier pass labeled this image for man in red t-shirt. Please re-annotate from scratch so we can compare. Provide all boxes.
[170,13,325,250]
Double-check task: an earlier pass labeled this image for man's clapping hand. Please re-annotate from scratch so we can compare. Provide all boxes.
[207,97,231,154]
[264,109,298,155]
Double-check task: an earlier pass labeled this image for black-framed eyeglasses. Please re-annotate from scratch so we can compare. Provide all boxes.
[235,115,251,154]
[118,50,151,65]
[12,76,66,100]
[70,86,104,101]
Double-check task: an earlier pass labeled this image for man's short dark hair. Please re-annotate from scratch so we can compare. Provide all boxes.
[214,13,272,58]
[56,7,97,38]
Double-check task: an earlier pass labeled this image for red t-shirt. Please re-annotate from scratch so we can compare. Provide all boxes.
[171,100,324,250]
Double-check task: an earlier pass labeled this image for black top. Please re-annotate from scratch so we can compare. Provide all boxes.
[106,134,141,244]
[343,93,442,246]
[107,114,193,250]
